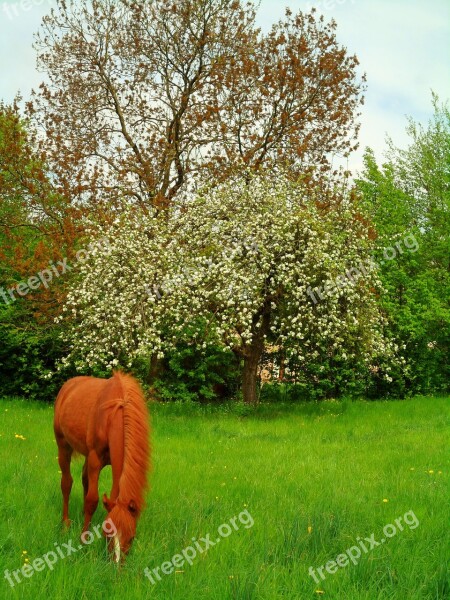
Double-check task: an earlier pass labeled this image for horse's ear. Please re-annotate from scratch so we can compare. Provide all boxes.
[103,493,115,512]
[128,500,138,515]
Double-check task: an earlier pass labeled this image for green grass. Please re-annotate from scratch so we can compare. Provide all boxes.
[0,396,448,599]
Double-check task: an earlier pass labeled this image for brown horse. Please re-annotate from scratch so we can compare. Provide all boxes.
[54,371,150,562]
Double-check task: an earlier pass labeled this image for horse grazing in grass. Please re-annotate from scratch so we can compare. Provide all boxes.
[54,371,150,562]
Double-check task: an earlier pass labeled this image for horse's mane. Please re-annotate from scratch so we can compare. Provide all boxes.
[111,371,150,512]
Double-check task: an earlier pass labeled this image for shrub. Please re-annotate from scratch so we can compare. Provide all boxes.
[151,343,239,403]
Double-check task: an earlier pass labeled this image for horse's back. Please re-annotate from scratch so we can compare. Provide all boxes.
[54,376,109,455]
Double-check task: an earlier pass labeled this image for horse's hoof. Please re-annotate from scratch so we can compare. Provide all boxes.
[62,519,71,528]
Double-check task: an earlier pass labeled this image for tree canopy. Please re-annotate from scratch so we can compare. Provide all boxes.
[356,94,450,395]
[59,173,394,403]
[28,0,365,210]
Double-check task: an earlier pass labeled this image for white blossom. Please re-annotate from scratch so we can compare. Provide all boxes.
[59,173,396,372]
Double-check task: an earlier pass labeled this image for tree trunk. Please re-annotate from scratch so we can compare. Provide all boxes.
[278,350,285,382]
[147,353,163,385]
[241,304,271,405]
[242,350,261,405]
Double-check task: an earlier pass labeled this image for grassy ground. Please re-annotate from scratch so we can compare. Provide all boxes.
[0,396,448,600]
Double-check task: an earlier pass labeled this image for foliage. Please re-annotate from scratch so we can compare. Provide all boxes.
[260,359,364,402]
[0,302,68,401]
[0,100,79,326]
[357,94,450,395]
[260,344,402,401]
[58,173,396,403]
[151,343,239,403]
[29,0,364,208]
[0,104,69,399]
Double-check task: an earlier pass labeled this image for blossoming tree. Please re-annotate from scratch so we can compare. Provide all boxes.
[60,174,394,403]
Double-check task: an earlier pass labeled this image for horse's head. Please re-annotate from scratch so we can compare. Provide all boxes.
[102,493,139,562]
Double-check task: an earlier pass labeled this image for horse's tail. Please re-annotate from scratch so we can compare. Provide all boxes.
[113,371,151,512]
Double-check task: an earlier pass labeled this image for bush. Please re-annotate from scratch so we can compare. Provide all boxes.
[0,304,69,401]
[151,343,239,403]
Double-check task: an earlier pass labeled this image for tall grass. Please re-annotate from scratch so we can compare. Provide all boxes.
[0,396,448,599]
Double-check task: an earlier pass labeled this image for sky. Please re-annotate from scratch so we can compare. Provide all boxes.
[0,0,449,174]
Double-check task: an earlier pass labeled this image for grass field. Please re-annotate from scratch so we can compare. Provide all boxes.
[0,396,448,600]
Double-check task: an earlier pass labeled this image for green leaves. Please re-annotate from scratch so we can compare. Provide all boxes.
[357,94,450,395]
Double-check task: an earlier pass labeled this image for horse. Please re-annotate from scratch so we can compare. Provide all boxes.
[54,370,150,562]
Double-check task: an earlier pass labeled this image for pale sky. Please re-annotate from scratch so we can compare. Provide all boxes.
[0,0,449,174]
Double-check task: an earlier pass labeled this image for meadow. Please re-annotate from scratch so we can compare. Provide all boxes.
[0,395,448,600]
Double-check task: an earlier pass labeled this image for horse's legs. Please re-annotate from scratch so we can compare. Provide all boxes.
[57,440,73,527]
[81,450,101,535]
[82,458,88,499]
